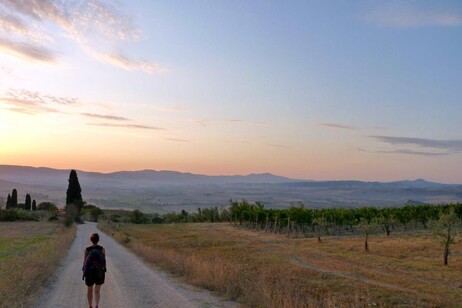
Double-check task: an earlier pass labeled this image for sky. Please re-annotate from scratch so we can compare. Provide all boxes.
[0,0,462,183]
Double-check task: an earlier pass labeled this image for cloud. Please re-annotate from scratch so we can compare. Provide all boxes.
[0,88,76,114]
[189,118,266,127]
[0,0,163,72]
[0,10,28,35]
[87,122,165,130]
[319,123,357,130]
[359,146,447,157]
[89,51,166,74]
[81,113,129,121]
[190,119,209,126]
[371,136,462,151]
[0,37,56,63]
[363,3,462,28]
[376,149,449,156]
[7,107,47,115]
[368,125,387,131]
[166,138,190,142]
[224,119,266,126]
[370,135,462,156]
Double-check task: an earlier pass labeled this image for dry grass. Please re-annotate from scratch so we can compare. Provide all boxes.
[0,221,76,308]
[99,222,462,307]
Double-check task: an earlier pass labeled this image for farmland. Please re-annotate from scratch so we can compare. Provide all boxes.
[100,222,462,307]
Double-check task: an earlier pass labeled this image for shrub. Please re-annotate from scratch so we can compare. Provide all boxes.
[0,209,39,221]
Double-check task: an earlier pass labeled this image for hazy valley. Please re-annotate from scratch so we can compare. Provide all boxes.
[1,165,462,212]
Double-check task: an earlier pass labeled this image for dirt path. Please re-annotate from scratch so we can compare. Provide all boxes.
[34,223,237,308]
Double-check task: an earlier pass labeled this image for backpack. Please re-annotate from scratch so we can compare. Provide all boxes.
[82,247,106,280]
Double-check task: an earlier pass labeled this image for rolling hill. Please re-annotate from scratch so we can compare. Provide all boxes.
[1,164,462,211]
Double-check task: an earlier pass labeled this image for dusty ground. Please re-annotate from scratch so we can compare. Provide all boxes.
[34,222,237,308]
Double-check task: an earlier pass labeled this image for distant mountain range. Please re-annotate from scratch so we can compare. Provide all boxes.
[0,165,297,188]
[1,164,461,210]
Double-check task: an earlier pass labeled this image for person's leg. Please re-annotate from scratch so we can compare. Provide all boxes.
[87,286,93,307]
[94,284,101,307]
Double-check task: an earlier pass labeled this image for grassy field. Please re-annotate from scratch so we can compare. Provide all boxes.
[100,222,462,307]
[0,221,75,307]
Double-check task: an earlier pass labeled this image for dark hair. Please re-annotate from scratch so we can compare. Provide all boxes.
[90,233,99,244]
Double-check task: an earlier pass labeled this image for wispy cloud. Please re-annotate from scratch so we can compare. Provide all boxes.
[7,107,38,115]
[376,149,449,157]
[166,138,190,142]
[224,119,266,126]
[370,135,462,156]
[363,3,462,28]
[81,113,129,121]
[0,88,76,114]
[0,0,163,72]
[319,123,357,130]
[0,37,56,63]
[88,51,166,74]
[88,122,165,130]
[189,118,266,127]
[265,143,291,149]
[0,10,28,35]
[0,97,59,114]
[368,125,387,131]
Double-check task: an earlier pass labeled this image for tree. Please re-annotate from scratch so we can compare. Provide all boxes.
[0,197,4,209]
[130,209,146,224]
[32,200,37,211]
[82,204,103,222]
[431,208,459,266]
[64,203,79,226]
[66,170,83,206]
[38,202,58,212]
[6,194,11,209]
[313,216,327,242]
[358,218,378,252]
[377,208,395,236]
[90,207,103,221]
[11,189,18,207]
[25,194,32,211]
[66,170,83,222]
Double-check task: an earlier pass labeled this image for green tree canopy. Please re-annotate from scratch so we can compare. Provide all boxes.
[37,202,58,212]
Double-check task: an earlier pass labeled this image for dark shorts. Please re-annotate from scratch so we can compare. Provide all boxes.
[85,269,105,286]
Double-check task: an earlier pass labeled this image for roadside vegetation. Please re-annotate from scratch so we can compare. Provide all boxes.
[0,169,93,306]
[0,221,76,307]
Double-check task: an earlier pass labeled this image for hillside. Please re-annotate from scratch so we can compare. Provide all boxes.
[0,165,296,187]
[1,164,462,211]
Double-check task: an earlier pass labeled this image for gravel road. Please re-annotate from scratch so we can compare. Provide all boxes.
[35,223,237,308]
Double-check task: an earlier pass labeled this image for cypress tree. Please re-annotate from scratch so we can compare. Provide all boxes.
[66,170,83,206]
[11,189,18,207]
[25,194,32,210]
[66,170,84,224]
[32,200,37,211]
[6,194,11,209]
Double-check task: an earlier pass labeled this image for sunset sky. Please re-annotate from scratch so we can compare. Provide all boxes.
[1,1,462,183]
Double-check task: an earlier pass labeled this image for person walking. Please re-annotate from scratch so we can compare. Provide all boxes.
[83,233,106,308]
